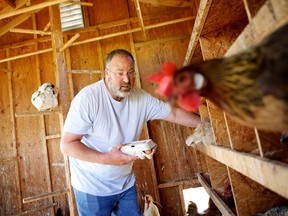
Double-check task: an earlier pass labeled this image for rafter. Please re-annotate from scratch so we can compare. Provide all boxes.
[134,0,147,40]
[0,0,70,20]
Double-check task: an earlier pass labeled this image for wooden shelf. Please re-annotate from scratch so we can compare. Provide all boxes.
[198,173,236,216]
[192,143,288,200]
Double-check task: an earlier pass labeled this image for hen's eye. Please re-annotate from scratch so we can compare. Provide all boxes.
[176,74,187,84]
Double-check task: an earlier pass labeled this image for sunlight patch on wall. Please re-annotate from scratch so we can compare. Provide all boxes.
[183,187,210,213]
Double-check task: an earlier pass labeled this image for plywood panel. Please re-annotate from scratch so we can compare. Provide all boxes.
[159,186,183,216]
[229,167,288,215]
[202,0,248,35]
[0,161,21,215]
[0,66,14,158]
[16,117,52,213]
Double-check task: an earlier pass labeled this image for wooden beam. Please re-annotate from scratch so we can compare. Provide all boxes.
[158,178,200,189]
[0,48,52,64]
[183,0,213,66]
[22,189,68,203]
[43,21,51,32]
[58,33,80,52]
[192,143,288,199]
[15,110,61,117]
[134,0,147,40]
[66,1,93,7]
[0,0,70,20]
[10,28,52,35]
[49,5,75,215]
[66,69,102,74]
[198,173,236,216]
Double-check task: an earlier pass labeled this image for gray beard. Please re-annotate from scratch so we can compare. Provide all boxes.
[107,78,131,98]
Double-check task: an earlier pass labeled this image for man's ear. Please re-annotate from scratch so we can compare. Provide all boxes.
[104,69,109,76]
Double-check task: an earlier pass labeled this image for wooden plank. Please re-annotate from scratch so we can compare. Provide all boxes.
[198,173,236,216]
[66,69,102,74]
[0,0,70,20]
[206,156,228,194]
[134,0,147,40]
[183,0,213,66]
[49,5,75,215]
[15,110,61,117]
[224,113,257,152]
[206,100,230,147]
[6,48,22,214]
[228,167,288,216]
[179,184,187,216]
[193,143,288,199]
[158,179,200,189]
[22,189,68,203]
[58,33,80,52]
[0,48,52,64]
[10,28,52,35]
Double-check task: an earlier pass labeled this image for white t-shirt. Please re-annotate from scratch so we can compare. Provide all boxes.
[63,79,171,196]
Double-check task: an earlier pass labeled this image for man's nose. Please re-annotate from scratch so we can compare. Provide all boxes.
[122,74,130,82]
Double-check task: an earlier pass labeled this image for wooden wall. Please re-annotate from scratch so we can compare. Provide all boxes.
[189,0,288,215]
[1,0,288,215]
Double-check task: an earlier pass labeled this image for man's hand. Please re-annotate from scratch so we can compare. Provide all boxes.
[105,144,139,165]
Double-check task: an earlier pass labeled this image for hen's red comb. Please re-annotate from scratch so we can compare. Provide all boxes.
[146,62,177,97]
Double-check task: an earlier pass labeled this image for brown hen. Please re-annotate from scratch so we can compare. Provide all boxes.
[172,23,288,134]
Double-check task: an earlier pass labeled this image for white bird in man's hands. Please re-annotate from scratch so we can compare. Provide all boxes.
[31,83,58,111]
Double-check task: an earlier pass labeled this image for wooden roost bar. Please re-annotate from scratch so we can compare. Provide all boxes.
[0,0,287,215]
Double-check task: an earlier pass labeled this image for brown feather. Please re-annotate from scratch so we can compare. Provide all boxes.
[173,23,288,132]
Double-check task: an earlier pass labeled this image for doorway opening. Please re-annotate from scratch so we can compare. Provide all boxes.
[183,187,210,214]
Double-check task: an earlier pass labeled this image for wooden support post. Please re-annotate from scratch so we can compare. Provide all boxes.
[183,0,213,66]
[6,48,23,214]
[49,4,75,215]
[198,173,236,216]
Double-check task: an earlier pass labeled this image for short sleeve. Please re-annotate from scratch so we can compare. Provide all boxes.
[63,92,93,135]
[144,92,172,120]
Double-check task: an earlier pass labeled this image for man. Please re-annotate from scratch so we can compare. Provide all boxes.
[60,49,200,216]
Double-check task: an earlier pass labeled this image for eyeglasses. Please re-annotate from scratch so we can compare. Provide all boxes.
[107,68,136,78]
